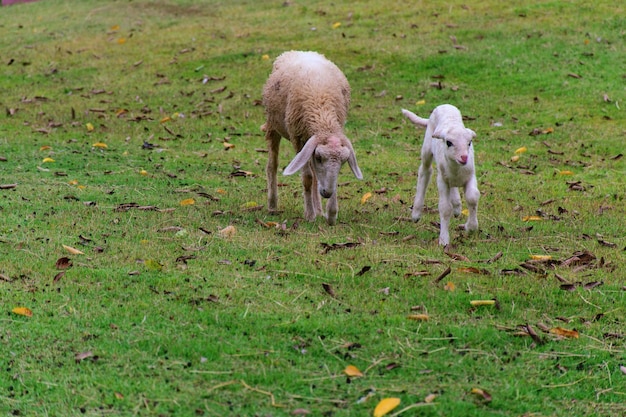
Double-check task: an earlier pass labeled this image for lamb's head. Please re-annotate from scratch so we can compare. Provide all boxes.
[433,125,476,166]
[283,135,362,198]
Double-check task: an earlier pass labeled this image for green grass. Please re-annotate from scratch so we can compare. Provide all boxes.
[1,0,625,416]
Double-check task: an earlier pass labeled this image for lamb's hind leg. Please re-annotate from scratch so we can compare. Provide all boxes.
[436,174,453,246]
[265,128,281,213]
[411,157,433,222]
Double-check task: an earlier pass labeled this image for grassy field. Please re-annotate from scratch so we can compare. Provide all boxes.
[1,0,625,416]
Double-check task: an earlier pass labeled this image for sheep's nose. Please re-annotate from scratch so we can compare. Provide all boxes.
[459,155,468,165]
[320,189,333,198]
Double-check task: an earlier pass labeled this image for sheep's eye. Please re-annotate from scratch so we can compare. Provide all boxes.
[445,140,453,147]
[469,140,472,147]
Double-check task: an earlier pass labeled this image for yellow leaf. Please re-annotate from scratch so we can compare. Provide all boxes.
[373,398,401,417]
[216,189,227,194]
[344,365,364,377]
[42,157,55,163]
[514,146,527,154]
[332,22,341,29]
[461,209,469,216]
[117,38,126,44]
[360,192,373,205]
[407,314,429,321]
[145,259,163,271]
[116,108,128,117]
[223,142,235,150]
[550,327,579,339]
[139,169,148,176]
[241,201,258,208]
[62,244,84,255]
[262,54,270,60]
[444,282,455,291]
[180,198,195,206]
[92,142,108,149]
[559,170,574,175]
[218,225,236,238]
[12,307,33,317]
[68,180,79,186]
[530,255,552,261]
[111,25,120,31]
[522,215,543,222]
[77,185,86,190]
[160,116,171,124]
[543,127,554,134]
[470,300,495,306]
[510,155,520,162]
[86,123,94,132]
[39,145,51,151]
[140,239,149,245]
[415,99,426,105]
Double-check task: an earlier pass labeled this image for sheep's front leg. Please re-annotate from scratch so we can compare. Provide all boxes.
[436,174,452,246]
[463,176,480,232]
[301,164,318,222]
[325,193,338,226]
[265,129,281,213]
[411,160,433,222]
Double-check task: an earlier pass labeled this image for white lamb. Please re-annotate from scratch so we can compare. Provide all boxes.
[402,104,479,246]
[262,51,363,225]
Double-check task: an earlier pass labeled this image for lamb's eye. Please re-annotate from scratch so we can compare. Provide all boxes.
[469,140,472,146]
[446,140,453,147]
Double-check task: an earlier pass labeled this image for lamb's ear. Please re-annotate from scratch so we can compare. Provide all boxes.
[283,136,317,176]
[432,126,447,140]
[347,146,363,180]
[467,128,476,138]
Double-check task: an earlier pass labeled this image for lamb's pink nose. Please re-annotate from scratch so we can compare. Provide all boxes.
[459,155,468,165]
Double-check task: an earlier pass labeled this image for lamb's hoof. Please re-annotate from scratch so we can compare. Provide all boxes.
[411,214,422,223]
[463,222,479,232]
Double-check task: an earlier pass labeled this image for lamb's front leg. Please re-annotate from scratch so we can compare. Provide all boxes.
[325,193,338,226]
[436,175,452,246]
[411,161,433,222]
[301,164,318,222]
[450,187,462,217]
[463,176,480,232]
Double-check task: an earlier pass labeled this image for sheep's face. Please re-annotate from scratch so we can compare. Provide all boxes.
[434,127,476,166]
[311,143,352,198]
[283,134,363,192]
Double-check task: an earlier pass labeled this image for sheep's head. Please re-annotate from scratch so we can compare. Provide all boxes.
[283,135,363,198]
[433,126,476,166]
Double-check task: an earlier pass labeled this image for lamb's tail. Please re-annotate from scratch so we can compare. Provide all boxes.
[401,109,429,128]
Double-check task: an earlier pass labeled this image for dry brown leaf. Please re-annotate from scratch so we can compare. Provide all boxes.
[470,388,492,403]
[62,244,84,255]
[550,327,579,339]
[55,257,72,270]
[407,314,429,321]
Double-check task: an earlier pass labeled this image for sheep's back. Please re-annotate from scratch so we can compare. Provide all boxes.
[263,51,350,143]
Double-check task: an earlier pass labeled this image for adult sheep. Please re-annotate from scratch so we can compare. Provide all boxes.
[262,51,363,225]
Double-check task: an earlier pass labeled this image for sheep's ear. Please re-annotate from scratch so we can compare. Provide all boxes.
[401,109,429,128]
[467,128,476,138]
[347,147,363,180]
[283,136,317,176]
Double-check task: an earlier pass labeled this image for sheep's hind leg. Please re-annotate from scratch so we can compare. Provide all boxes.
[265,129,281,213]
[463,177,480,233]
